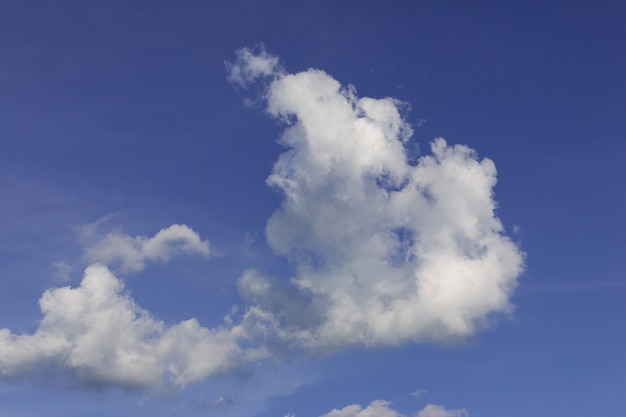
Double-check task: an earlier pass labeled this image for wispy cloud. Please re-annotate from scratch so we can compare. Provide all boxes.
[51,261,73,283]
[226,43,283,88]
[229,46,525,350]
[243,231,258,257]
[410,389,428,398]
[213,394,234,407]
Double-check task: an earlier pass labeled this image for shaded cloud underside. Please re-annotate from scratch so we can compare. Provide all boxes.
[0,47,524,399]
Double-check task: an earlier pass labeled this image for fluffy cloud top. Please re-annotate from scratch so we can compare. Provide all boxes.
[306,400,467,417]
[229,47,525,349]
[0,263,270,391]
[320,400,404,417]
[83,224,210,272]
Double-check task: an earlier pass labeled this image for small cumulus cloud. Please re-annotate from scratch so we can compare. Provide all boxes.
[320,400,404,417]
[410,389,428,398]
[0,263,272,391]
[82,224,211,273]
[316,400,467,417]
[417,404,468,417]
[226,44,283,88]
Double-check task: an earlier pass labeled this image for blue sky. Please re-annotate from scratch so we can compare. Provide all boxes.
[0,1,624,416]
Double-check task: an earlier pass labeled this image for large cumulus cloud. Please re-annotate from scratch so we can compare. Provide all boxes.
[230,46,524,349]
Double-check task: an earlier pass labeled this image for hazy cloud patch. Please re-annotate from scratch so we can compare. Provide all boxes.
[410,389,428,398]
[51,261,73,283]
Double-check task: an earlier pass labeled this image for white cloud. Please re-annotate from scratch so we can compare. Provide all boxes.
[313,401,466,417]
[410,389,428,398]
[320,400,405,417]
[226,44,283,87]
[229,47,525,350]
[0,264,272,391]
[417,404,468,417]
[83,224,211,272]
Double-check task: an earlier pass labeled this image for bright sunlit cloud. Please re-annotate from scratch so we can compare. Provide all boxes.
[229,46,525,350]
[301,400,468,417]
[0,261,271,391]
